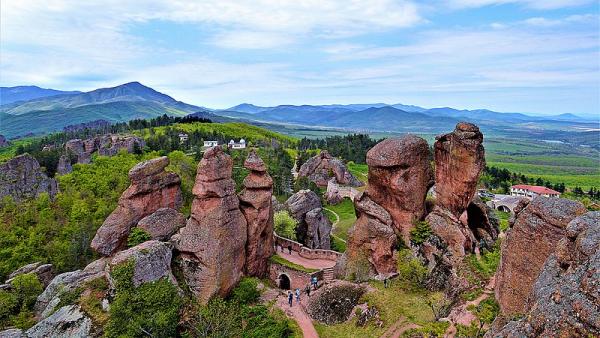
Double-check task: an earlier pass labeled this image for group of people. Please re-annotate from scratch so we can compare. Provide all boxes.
[286,276,320,307]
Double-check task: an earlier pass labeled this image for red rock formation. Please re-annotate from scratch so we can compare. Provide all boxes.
[298,150,363,187]
[136,208,186,241]
[342,192,397,279]
[91,156,182,256]
[433,122,485,217]
[495,197,587,316]
[238,150,274,277]
[366,135,433,242]
[173,147,247,303]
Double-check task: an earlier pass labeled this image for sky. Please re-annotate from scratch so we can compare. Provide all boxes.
[1,0,599,116]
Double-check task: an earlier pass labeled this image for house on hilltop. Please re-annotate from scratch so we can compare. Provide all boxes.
[203,140,219,148]
[178,133,189,143]
[510,184,560,199]
[228,139,246,149]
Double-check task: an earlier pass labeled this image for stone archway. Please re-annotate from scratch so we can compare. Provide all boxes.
[497,205,511,213]
[278,273,291,290]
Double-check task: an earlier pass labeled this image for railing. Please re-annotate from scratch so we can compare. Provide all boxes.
[274,233,342,260]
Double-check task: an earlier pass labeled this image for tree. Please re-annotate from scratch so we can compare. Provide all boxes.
[274,211,297,241]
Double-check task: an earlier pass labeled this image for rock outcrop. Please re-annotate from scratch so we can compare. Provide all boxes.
[56,154,72,175]
[5,262,54,288]
[489,211,600,337]
[433,122,485,217]
[109,240,177,287]
[65,139,91,164]
[26,305,92,338]
[366,135,433,241]
[285,190,332,249]
[238,150,274,277]
[97,135,144,157]
[495,197,587,316]
[298,150,363,187]
[136,208,186,241]
[0,135,9,148]
[91,156,182,256]
[0,154,58,202]
[172,147,247,303]
[341,192,397,279]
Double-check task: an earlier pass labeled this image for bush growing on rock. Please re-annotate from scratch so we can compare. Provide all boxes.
[274,210,297,241]
[126,228,152,247]
[409,221,432,246]
[397,249,428,287]
[0,273,43,330]
[229,277,261,305]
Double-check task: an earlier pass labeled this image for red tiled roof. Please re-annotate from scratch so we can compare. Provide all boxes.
[511,184,560,195]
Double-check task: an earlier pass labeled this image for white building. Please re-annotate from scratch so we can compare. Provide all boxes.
[178,133,189,143]
[203,140,219,147]
[510,184,560,199]
[228,139,246,149]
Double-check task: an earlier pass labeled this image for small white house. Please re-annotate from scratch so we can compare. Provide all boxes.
[178,133,189,143]
[510,184,560,199]
[203,140,219,147]
[228,139,246,149]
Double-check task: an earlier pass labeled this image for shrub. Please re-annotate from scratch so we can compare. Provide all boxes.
[127,228,152,247]
[11,273,43,310]
[0,290,18,328]
[274,211,298,241]
[468,241,501,279]
[397,249,428,287]
[346,251,372,282]
[410,221,432,245]
[230,277,261,305]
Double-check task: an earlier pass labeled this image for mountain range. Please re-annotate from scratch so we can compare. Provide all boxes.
[0,82,597,142]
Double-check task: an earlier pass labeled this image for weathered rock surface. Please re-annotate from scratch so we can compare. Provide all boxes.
[426,206,475,261]
[341,192,397,279]
[173,147,246,303]
[298,150,363,187]
[495,197,587,316]
[307,281,366,324]
[65,139,90,164]
[366,135,433,241]
[0,329,23,338]
[109,240,177,287]
[136,207,186,241]
[97,135,144,157]
[488,211,600,337]
[0,135,9,148]
[238,151,274,277]
[26,305,92,338]
[6,262,54,288]
[433,122,485,217]
[35,259,108,318]
[0,154,58,202]
[460,196,500,249]
[91,156,182,256]
[56,155,72,175]
[285,190,332,249]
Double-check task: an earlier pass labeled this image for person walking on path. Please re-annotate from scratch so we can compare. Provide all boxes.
[305,285,311,297]
[311,276,318,290]
[383,277,389,288]
[288,245,292,254]
[295,288,301,303]
[288,291,293,307]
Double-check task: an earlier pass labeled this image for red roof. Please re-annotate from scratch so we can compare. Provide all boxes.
[511,185,560,195]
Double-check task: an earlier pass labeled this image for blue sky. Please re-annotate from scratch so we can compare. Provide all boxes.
[1,0,598,116]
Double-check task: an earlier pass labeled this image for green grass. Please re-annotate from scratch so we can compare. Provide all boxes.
[497,211,510,232]
[269,255,318,273]
[324,198,357,241]
[347,162,368,185]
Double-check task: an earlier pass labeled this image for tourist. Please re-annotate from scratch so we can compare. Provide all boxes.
[288,245,292,254]
[383,277,389,288]
[305,285,311,297]
[295,288,301,302]
[287,291,293,307]
[311,276,318,290]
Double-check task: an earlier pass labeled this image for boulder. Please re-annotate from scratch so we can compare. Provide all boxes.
[26,305,92,338]
[109,240,177,287]
[98,135,144,157]
[460,197,500,249]
[0,329,23,338]
[341,192,397,279]
[6,262,54,288]
[136,208,186,241]
[65,139,89,164]
[285,190,331,249]
[35,258,108,318]
[366,135,433,241]
[426,206,475,261]
[56,155,72,175]
[173,147,247,303]
[307,281,366,324]
[298,150,363,187]
[0,154,58,202]
[488,212,600,337]
[238,151,275,277]
[91,156,182,256]
[433,122,485,217]
[495,197,587,316]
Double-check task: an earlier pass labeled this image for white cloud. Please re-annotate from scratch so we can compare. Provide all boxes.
[210,31,293,49]
[447,0,594,10]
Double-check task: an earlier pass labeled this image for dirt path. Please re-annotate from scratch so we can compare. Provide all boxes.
[445,276,496,337]
[323,207,347,244]
[277,250,337,270]
[276,293,319,338]
[379,316,421,338]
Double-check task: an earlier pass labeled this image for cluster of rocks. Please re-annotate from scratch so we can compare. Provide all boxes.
[1,148,280,336]
[488,209,599,337]
[339,123,498,282]
[0,262,54,291]
[298,150,363,187]
[0,154,58,202]
[284,189,332,249]
[64,135,144,165]
[306,281,366,324]
[0,135,9,148]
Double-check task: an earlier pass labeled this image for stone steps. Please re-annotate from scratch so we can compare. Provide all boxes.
[322,267,334,282]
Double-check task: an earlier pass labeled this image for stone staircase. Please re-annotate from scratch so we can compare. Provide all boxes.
[322,267,335,282]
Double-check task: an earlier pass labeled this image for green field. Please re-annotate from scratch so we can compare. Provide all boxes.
[324,198,357,241]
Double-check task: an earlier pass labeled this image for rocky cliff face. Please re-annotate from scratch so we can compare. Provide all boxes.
[91,156,182,256]
[489,211,599,337]
[341,192,397,279]
[65,139,91,164]
[494,197,587,316]
[0,154,58,202]
[285,190,332,249]
[97,135,144,157]
[298,150,363,187]
[366,135,433,242]
[239,150,275,277]
[173,147,247,303]
[56,154,72,175]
